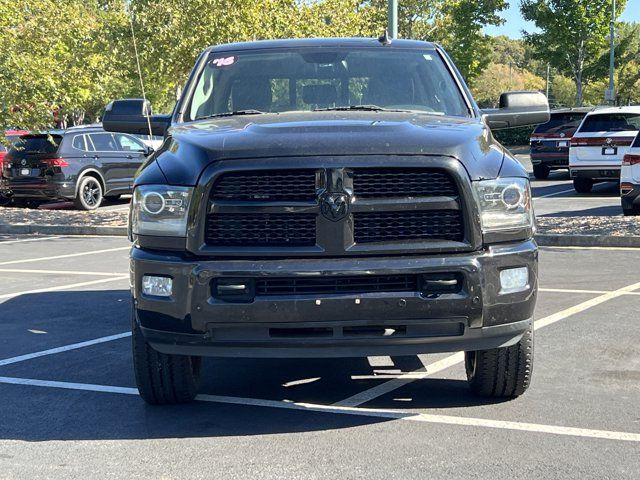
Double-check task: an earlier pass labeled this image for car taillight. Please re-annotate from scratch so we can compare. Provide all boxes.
[622,154,640,166]
[621,182,634,194]
[48,158,69,167]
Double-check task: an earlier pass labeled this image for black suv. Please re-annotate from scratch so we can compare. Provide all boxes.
[529,108,591,179]
[103,38,549,405]
[0,125,152,209]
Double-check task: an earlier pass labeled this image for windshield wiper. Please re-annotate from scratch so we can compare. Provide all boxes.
[313,105,406,112]
[198,109,268,119]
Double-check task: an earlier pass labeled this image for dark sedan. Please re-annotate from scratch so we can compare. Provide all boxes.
[0,125,151,210]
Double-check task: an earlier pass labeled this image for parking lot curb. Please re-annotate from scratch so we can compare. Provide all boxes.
[0,224,127,236]
[535,234,640,248]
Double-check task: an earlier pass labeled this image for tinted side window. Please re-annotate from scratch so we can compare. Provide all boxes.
[89,133,118,151]
[114,134,146,152]
[633,132,640,148]
[72,134,86,151]
[579,113,640,133]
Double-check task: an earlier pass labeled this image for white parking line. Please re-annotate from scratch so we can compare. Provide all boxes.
[0,246,130,266]
[335,280,640,407]
[0,236,61,245]
[0,332,131,367]
[0,376,638,443]
[536,187,576,198]
[0,268,126,277]
[0,275,129,301]
[543,245,640,251]
[540,287,640,296]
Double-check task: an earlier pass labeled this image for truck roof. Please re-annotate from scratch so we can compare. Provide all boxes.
[207,37,437,53]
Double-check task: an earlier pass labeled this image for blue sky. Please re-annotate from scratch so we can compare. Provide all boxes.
[484,0,640,38]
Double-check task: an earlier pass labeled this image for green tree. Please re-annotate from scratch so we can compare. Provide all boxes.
[520,0,628,106]
[0,0,131,131]
[471,62,544,107]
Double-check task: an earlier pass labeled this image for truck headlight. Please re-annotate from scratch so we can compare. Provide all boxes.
[473,178,534,232]
[131,185,193,236]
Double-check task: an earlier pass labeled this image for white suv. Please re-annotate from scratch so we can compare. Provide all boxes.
[620,132,640,215]
[569,106,640,193]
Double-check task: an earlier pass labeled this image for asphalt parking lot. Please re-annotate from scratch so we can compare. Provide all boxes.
[1,235,639,479]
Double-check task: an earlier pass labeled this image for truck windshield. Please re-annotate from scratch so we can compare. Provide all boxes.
[188,48,470,120]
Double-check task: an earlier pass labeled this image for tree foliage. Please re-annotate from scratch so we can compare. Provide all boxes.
[0,0,131,131]
[520,0,628,106]
[471,62,545,107]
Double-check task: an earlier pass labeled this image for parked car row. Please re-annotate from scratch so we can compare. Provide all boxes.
[530,105,640,215]
[0,125,154,210]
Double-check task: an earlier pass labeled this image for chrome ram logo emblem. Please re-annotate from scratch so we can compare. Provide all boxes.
[319,191,350,222]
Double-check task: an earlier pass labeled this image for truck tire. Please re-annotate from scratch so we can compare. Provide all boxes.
[532,164,550,180]
[132,308,202,405]
[573,178,593,193]
[622,205,640,216]
[465,324,533,398]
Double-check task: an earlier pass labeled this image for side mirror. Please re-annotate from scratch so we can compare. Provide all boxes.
[103,99,171,136]
[482,91,550,130]
[143,145,154,156]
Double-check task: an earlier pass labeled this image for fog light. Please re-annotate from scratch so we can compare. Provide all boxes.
[499,267,529,294]
[142,275,173,297]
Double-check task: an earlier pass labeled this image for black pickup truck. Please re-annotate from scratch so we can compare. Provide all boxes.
[103,38,549,405]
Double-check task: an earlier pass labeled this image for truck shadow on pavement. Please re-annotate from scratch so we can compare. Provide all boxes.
[1,290,509,441]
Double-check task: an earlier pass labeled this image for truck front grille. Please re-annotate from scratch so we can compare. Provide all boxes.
[205,213,316,247]
[210,170,317,202]
[354,211,464,243]
[203,162,471,254]
[353,168,457,198]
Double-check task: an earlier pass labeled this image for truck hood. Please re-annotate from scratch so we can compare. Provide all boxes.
[154,111,507,185]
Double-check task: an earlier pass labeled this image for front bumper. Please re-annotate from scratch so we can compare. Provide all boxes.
[132,240,538,358]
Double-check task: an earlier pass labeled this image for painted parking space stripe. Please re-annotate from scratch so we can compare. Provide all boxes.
[0,275,129,301]
[0,246,130,266]
[0,268,126,277]
[0,375,638,443]
[0,332,131,367]
[0,236,61,245]
[335,280,640,407]
[539,287,640,296]
[536,187,576,198]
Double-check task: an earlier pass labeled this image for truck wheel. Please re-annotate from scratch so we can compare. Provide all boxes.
[573,178,593,193]
[465,324,533,398]
[132,308,201,405]
[623,206,640,216]
[532,164,550,180]
[74,176,103,210]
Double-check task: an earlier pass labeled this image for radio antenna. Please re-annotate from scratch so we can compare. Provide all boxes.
[128,12,153,138]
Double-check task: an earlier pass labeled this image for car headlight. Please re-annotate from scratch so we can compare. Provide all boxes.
[131,185,193,236]
[473,178,534,232]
